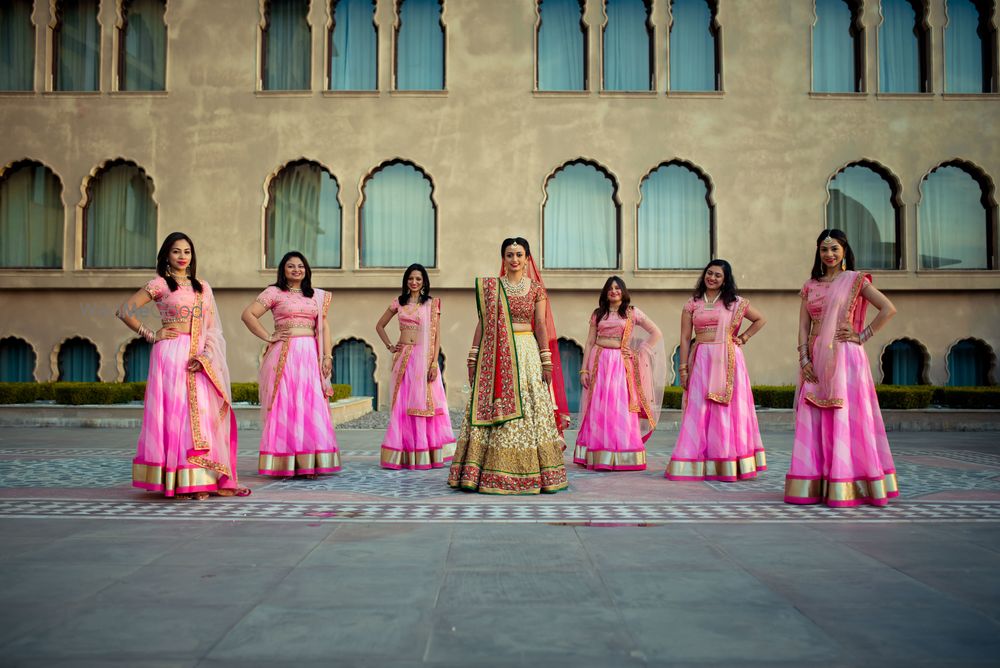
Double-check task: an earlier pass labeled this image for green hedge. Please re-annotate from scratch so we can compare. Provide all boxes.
[660,384,998,410]
[931,387,1000,409]
[0,382,352,405]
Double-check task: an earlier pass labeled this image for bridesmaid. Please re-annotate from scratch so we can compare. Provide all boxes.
[574,276,665,471]
[375,263,455,469]
[118,232,248,499]
[785,229,898,507]
[241,251,341,478]
[666,259,767,482]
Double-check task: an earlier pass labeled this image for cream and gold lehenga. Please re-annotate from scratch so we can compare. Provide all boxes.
[448,261,569,495]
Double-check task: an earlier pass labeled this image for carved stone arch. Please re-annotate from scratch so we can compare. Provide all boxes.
[79,157,159,212]
[0,335,40,382]
[879,336,930,385]
[116,335,153,383]
[0,157,66,202]
[331,335,380,406]
[824,158,904,208]
[356,157,438,267]
[541,158,622,268]
[945,336,997,386]
[637,157,715,208]
[917,158,997,208]
[51,335,102,382]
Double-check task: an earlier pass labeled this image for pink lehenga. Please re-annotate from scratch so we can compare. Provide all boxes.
[574,307,666,471]
[381,297,456,469]
[133,276,243,497]
[256,286,341,477]
[666,297,766,481]
[785,271,898,507]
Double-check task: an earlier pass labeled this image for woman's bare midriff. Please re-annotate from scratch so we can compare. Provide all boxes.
[279,327,316,338]
[512,324,533,333]
[397,332,419,346]
[596,337,622,349]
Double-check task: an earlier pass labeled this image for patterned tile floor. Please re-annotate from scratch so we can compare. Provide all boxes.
[0,428,998,523]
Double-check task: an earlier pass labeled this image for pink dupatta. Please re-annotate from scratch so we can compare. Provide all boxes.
[392,298,443,417]
[692,297,750,406]
[579,307,667,443]
[259,288,333,422]
[186,283,238,484]
[803,271,869,409]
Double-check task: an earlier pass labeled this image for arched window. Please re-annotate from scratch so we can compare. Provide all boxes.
[537,0,587,91]
[262,0,311,90]
[558,338,583,412]
[0,0,34,91]
[827,162,901,270]
[945,0,998,93]
[395,0,444,90]
[53,0,100,91]
[918,162,995,270]
[265,160,342,268]
[813,0,864,93]
[603,0,653,91]
[123,338,151,382]
[83,160,157,268]
[329,0,377,90]
[669,0,720,92]
[543,161,619,269]
[947,338,995,386]
[119,0,167,91]
[58,337,100,382]
[637,161,712,269]
[359,160,436,268]
[333,338,377,407]
[878,0,930,93]
[881,338,926,385]
[0,337,36,382]
[0,161,64,268]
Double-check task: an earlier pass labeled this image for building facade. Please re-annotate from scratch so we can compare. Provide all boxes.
[1,0,998,409]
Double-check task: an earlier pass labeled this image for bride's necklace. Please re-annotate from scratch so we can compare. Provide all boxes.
[169,270,190,286]
[501,274,529,296]
[703,291,720,309]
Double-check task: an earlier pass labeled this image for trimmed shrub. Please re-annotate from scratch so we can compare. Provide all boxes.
[662,386,684,409]
[752,385,796,409]
[230,383,259,404]
[331,384,351,401]
[932,387,1000,409]
[0,383,42,404]
[875,385,933,409]
[53,383,135,405]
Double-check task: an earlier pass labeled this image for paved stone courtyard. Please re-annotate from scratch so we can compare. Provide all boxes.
[0,426,998,666]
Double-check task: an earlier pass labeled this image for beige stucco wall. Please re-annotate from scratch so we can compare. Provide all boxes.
[1,0,998,407]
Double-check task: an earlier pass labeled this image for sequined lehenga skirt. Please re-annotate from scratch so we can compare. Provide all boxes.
[448,333,568,495]
[573,347,646,471]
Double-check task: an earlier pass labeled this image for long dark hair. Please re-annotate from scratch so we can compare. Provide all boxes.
[273,251,314,298]
[593,276,630,322]
[500,237,532,258]
[811,228,856,279]
[693,259,739,308]
[156,232,203,293]
[399,263,431,305]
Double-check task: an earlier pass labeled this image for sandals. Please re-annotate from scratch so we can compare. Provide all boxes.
[216,487,252,498]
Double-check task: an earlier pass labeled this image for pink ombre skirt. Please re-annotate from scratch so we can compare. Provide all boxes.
[666,344,765,481]
[785,344,898,507]
[574,347,646,471]
[258,336,341,476]
[381,344,455,470]
[133,334,237,497]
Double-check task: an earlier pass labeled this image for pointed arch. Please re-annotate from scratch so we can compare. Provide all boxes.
[263,158,343,268]
[54,336,101,382]
[636,158,714,269]
[824,159,903,270]
[358,158,437,268]
[81,158,158,268]
[946,337,996,386]
[542,158,620,269]
[0,158,65,268]
[879,337,929,385]
[0,336,38,382]
[917,159,996,269]
[332,336,378,407]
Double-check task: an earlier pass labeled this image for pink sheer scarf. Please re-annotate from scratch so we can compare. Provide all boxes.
[579,307,667,442]
[692,297,749,405]
[259,288,333,422]
[804,271,869,409]
[396,298,442,416]
[500,256,570,434]
[186,283,238,481]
